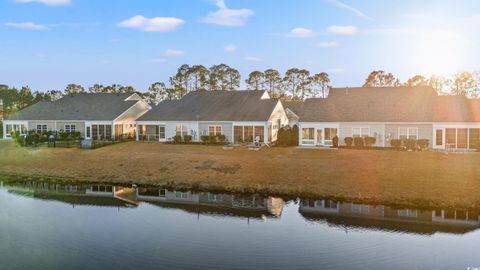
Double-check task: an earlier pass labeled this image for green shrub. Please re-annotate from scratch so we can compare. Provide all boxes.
[11,131,25,146]
[208,135,217,144]
[291,125,299,146]
[417,139,429,150]
[390,139,402,149]
[25,131,40,146]
[344,137,353,147]
[0,122,3,139]
[183,135,192,144]
[217,134,227,144]
[405,139,417,150]
[353,137,364,148]
[277,127,292,146]
[200,135,209,144]
[173,135,183,143]
[332,136,339,148]
[364,136,376,147]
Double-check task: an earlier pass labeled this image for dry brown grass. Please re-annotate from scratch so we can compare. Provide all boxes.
[1,140,479,208]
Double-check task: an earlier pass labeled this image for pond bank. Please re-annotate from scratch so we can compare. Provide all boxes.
[1,141,479,209]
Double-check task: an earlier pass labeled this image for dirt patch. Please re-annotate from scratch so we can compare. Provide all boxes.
[195,160,241,174]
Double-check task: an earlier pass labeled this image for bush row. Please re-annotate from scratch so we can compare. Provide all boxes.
[344,136,377,148]
[171,134,228,145]
[11,130,82,147]
[390,139,429,150]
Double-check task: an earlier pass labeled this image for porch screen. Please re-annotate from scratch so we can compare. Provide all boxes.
[302,128,315,145]
[469,128,480,149]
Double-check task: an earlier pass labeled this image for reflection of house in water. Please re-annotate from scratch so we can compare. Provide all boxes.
[136,187,283,219]
[299,199,480,234]
[2,181,137,208]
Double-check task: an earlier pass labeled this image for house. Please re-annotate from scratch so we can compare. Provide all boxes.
[299,199,480,234]
[282,101,303,127]
[136,187,283,218]
[2,93,150,140]
[136,90,288,143]
[298,86,480,150]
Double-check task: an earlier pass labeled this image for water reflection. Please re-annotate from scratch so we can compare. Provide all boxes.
[136,187,284,220]
[300,199,480,235]
[1,180,479,235]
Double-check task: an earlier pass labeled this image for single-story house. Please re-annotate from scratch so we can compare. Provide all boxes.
[136,90,288,143]
[298,86,480,150]
[2,93,151,140]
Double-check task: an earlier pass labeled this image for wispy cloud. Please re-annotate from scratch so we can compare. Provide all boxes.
[328,0,372,20]
[118,15,184,32]
[202,0,253,26]
[164,49,185,57]
[5,22,49,30]
[327,25,357,35]
[314,41,338,48]
[287,27,316,38]
[328,67,344,73]
[224,44,237,52]
[243,56,263,62]
[15,0,71,6]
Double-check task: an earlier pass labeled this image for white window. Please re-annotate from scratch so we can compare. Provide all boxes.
[65,124,76,133]
[397,209,418,218]
[207,193,223,201]
[352,127,370,138]
[159,126,166,139]
[352,204,370,214]
[301,128,315,145]
[398,127,418,140]
[159,189,166,197]
[208,125,222,136]
[36,124,48,133]
[175,191,189,199]
[5,124,27,137]
[175,125,188,137]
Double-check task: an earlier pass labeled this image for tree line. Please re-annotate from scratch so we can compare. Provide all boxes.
[1,65,480,118]
[363,70,480,97]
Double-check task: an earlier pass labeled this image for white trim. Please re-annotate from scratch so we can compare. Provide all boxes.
[208,125,222,136]
[113,99,151,123]
[352,127,370,137]
[397,127,418,140]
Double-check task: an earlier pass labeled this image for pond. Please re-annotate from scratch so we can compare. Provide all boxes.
[0,180,479,270]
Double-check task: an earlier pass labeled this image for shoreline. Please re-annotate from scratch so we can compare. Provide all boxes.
[1,141,479,210]
[1,172,478,210]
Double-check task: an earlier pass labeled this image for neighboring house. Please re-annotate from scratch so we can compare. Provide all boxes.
[136,187,283,218]
[298,86,480,150]
[299,199,480,234]
[2,93,150,140]
[136,90,288,143]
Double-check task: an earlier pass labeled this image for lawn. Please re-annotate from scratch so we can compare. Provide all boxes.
[0,140,479,208]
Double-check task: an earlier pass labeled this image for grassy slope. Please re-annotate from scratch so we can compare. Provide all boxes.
[0,141,479,208]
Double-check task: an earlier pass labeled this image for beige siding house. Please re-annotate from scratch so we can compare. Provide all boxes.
[136,90,288,144]
[297,86,480,150]
[3,93,150,140]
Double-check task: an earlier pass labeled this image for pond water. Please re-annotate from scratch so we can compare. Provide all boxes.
[0,180,479,270]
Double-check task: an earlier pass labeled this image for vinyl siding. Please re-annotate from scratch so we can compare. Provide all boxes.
[165,121,199,141]
[268,101,289,141]
[338,123,385,146]
[28,121,56,132]
[198,122,233,143]
[385,124,433,147]
[55,121,86,137]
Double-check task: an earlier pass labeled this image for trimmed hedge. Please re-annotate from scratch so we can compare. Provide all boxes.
[353,137,364,147]
[332,136,339,148]
[277,125,298,146]
[390,139,402,148]
[364,136,376,147]
[417,139,429,150]
[344,137,353,147]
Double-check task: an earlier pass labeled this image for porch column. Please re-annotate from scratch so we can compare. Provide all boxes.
[135,125,139,141]
[298,124,302,146]
[2,122,6,139]
[264,124,268,143]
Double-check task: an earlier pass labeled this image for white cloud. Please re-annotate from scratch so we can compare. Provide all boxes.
[146,58,167,64]
[224,44,237,52]
[287,27,316,38]
[5,22,48,30]
[243,56,263,62]
[202,0,253,26]
[15,0,71,6]
[118,15,184,32]
[328,0,372,20]
[164,49,184,57]
[314,41,338,48]
[327,25,357,35]
[328,67,344,73]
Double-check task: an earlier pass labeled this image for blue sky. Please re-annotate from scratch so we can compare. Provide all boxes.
[1,0,479,91]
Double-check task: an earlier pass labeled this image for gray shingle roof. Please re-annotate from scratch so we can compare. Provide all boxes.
[138,90,280,122]
[7,93,138,121]
[299,86,480,123]
[299,86,438,122]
